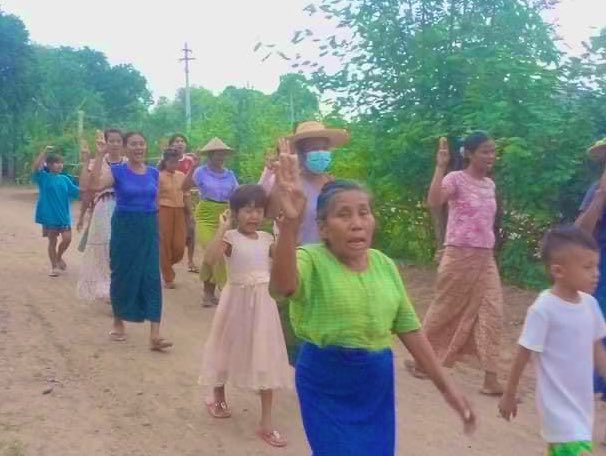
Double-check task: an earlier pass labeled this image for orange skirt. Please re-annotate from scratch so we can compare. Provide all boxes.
[422,246,503,373]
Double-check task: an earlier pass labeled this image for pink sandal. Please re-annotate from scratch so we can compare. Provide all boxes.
[206,400,231,419]
[257,429,287,448]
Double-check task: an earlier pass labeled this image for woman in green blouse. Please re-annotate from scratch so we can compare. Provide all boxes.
[270,150,476,455]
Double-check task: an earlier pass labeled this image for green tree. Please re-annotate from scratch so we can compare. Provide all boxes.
[272,73,320,127]
[284,0,606,287]
[0,10,35,181]
[142,75,321,183]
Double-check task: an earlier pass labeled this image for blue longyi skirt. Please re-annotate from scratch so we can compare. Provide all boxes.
[295,342,395,456]
[110,211,162,323]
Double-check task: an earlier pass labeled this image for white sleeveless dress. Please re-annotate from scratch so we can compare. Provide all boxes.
[77,158,124,301]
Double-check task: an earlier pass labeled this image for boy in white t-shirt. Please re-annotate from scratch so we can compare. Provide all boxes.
[499,225,606,455]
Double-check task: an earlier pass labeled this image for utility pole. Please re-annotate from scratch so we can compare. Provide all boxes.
[180,43,195,134]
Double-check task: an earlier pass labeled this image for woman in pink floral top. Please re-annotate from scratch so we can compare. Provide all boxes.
[409,132,504,396]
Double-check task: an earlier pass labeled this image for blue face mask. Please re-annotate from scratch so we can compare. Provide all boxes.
[305,150,332,174]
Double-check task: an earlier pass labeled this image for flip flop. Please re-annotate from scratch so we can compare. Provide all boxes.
[206,400,231,419]
[48,268,60,277]
[188,265,200,274]
[150,338,173,352]
[57,259,67,271]
[108,330,126,342]
[404,360,428,379]
[257,429,287,448]
[201,294,215,308]
[479,387,505,397]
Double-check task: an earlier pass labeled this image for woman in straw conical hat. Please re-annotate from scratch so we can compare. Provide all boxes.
[183,138,238,307]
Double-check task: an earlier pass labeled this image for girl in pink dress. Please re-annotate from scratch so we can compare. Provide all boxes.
[199,184,291,448]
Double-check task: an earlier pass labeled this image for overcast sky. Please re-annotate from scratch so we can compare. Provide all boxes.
[2,0,605,101]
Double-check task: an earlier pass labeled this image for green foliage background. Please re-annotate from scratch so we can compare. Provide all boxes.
[2,2,606,288]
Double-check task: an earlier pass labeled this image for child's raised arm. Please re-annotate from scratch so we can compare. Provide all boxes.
[499,345,532,421]
[32,146,52,172]
[203,210,232,266]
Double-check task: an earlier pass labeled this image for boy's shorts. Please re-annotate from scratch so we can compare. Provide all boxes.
[548,441,593,455]
[42,225,71,237]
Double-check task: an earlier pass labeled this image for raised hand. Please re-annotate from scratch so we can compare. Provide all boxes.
[218,209,232,231]
[275,147,306,222]
[94,132,107,158]
[278,137,294,157]
[80,139,91,163]
[436,136,450,170]
[265,154,278,171]
[187,152,200,167]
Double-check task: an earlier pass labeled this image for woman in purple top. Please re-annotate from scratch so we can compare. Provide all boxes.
[90,132,172,352]
[183,137,238,306]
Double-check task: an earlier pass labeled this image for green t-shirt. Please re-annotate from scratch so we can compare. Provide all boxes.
[288,244,421,351]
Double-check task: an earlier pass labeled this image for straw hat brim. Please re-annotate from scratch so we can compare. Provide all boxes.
[289,128,350,149]
[201,148,233,155]
[200,137,234,155]
[588,141,606,161]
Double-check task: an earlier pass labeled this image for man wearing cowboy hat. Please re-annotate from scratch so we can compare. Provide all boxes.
[269,120,350,366]
[271,120,350,245]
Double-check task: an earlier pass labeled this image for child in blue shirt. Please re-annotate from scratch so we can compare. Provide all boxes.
[32,146,80,277]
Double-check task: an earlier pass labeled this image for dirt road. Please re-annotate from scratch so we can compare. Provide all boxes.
[1,187,605,455]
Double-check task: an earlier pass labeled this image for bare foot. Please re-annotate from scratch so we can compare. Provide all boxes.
[108,330,126,342]
[57,259,67,270]
[150,338,173,352]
